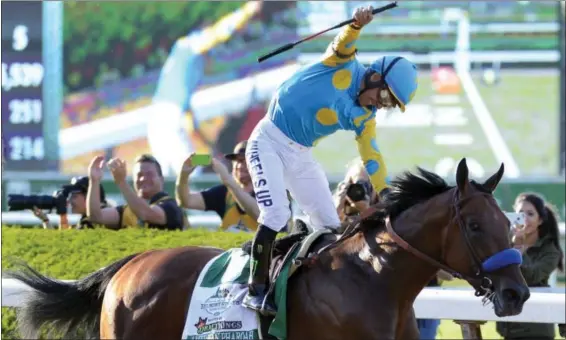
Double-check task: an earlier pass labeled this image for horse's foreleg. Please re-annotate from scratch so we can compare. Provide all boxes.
[397,307,419,340]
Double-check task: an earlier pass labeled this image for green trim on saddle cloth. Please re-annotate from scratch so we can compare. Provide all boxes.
[200,248,250,288]
[268,246,301,339]
[268,228,333,339]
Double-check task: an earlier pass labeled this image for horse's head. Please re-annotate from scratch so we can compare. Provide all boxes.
[444,158,530,317]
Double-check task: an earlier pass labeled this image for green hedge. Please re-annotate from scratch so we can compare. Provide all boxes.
[1,225,253,339]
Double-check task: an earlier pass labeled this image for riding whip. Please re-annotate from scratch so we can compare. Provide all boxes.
[257,1,398,63]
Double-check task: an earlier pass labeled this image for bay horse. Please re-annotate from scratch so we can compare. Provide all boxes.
[5,158,530,340]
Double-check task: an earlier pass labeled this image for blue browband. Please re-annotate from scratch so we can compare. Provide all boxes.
[481,248,523,272]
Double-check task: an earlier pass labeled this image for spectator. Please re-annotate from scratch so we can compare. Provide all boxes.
[87,154,186,230]
[32,176,109,230]
[175,141,260,233]
[497,192,564,340]
[333,157,379,223]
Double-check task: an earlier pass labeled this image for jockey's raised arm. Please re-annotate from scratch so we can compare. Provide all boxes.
[320,22,363,67]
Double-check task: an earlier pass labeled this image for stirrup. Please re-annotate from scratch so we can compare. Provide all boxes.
[243,291,265,311]
[260,296,277,316]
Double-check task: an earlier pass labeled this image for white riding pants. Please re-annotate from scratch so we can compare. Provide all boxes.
[245,118,340,232]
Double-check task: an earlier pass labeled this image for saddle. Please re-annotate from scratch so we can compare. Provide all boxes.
[241,220,338,339]
[241,219,338,285]
[240,207,385,339]
[240,203,386,291]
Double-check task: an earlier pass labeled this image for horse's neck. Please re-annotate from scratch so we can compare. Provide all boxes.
[343,191,454,305]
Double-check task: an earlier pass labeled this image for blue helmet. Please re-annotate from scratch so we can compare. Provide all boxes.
[367,56,418,112]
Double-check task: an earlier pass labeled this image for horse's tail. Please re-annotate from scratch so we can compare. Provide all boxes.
[4,253,139,339]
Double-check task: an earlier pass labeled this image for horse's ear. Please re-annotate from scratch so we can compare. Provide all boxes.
[456,158,469,192]
[482,162,504,193]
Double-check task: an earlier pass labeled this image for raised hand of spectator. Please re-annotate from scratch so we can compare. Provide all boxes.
[88,156,105,182]
[211,158,232,184]
[107,158,128,184]
[180,153,198,177]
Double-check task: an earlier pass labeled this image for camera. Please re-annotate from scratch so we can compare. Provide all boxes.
[8,184,77,215]
[346,181,372,202]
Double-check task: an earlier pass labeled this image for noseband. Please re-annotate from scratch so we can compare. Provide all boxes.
[385,189,522,298]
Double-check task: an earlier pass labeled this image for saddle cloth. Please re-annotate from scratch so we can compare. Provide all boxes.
[182,248,260,340]
[182,228,333,340]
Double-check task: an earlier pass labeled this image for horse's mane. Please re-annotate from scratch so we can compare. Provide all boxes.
[379,167,491,222]
[383,167,453,221]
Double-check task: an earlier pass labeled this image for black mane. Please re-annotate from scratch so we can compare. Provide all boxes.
[383,167,453,220]
[380,167,491,221]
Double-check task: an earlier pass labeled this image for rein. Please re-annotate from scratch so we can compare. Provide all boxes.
[385,218,462,279]
[315,203,385,255]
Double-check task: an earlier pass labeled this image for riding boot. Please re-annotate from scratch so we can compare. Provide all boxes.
[243,225,277,315]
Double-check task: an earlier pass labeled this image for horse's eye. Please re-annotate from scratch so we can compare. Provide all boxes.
[468,222,480,232]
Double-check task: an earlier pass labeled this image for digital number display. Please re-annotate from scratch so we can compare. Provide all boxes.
[1,1,47,170]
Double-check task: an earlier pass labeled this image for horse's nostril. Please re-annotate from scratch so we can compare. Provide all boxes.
[502,288,520,304]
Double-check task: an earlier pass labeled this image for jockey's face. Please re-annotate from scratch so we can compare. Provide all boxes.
[358,73,399,110]
[232,155,251,186]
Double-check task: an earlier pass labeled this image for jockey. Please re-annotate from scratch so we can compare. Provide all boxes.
[243,5,418,315]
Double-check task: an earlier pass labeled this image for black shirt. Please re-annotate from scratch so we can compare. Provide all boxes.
[201,184,259,232]
[116,192,184,230]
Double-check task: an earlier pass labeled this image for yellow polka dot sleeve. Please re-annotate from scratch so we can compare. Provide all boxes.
[321,24,362,67]
[355,120,389,194]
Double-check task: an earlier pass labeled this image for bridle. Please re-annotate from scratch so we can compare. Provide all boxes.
[385,188,522,300]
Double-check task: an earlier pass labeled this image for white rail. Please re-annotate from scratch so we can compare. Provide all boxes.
[1,279,563,324]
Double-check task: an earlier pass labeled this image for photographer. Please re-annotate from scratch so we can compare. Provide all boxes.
[333,158,379,223]
[8,176,108,230]
[496,192,564,340]
[30,177,108,229]
[87,154,186,230]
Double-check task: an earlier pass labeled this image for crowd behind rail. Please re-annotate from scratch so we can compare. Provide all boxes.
[10,137,564,340]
